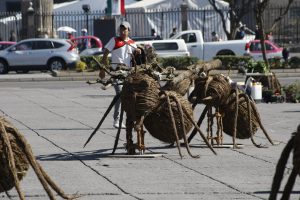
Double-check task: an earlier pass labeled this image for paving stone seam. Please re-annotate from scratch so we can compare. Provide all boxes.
[155,152,266,200]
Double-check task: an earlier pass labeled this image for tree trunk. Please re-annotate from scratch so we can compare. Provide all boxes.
[255,1,270,71]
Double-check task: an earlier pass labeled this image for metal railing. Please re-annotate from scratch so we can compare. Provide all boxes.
[0,3,299,47]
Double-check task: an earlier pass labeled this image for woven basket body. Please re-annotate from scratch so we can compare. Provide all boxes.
[0,118,29,193]
[193,74,260,139]
[194,74,232,106]
[221,97,259,139]
[144,91,193,143]
[121,72,160,119]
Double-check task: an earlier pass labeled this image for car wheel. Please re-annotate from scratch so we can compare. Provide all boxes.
[0,60,8,74]
[48,58,65,72]
[216,50,235,56]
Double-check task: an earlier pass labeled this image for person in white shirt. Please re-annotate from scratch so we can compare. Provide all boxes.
[100,21,141,129]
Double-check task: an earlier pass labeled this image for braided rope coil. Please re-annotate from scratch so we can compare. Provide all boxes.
[0,117,29,193]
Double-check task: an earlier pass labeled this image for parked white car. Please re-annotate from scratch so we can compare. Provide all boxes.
[136,39,190,58]
[0,38,80,74]
[171,30,283,61]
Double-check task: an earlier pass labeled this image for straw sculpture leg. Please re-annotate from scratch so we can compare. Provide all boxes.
[164,93,183,158]
[188,106,224,147]
[125,114,135,155]
[15,129,79,200]
[84,93,120,147]
[269,126,299,200]
[269,137,294,200]
[134,115,146,155]
[240,93,263,148]
[181,105,217,155]
[161,91,216,157]
[249,97,274,145]
[171,94,199,158]
[112,107,124,154]
[187,105,209,143]
[207,106,214,146]
[215,108,223,145]
[232,88,239,149]
[0,119,79,200]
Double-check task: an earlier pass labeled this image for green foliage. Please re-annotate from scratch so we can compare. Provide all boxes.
[158,56,199,70]
[268,57,282,69]
[246,60,269,73]
[80,55,103,71]
[283,81,300,103]
[213,55,252,69]
[289,56,300,69]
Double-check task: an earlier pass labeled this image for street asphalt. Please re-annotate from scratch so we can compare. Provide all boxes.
[0,78,299,199]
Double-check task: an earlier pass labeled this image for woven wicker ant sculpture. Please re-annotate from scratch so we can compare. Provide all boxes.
[84,57,217,157]
[269,125,300,200]
[0,116,79,200]
[119,70,216,157]
[187,72,274,148]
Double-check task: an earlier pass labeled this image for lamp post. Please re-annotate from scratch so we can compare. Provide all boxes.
[181,0,188,31]
[82,4,90,33]
[27,1,35,38]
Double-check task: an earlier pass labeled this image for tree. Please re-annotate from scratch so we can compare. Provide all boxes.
[209,0,295,68]
[254,0,295,69]
[208,0,253,40]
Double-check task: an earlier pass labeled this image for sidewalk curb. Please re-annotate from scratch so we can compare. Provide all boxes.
[0,69,299,82]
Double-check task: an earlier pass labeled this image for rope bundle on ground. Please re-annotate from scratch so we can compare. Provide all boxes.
[0,116,79,200]
[0,117,29,193]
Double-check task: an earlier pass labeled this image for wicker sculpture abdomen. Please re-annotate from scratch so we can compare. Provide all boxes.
[144,91,194,143]
[222,97,259,139]
[0,117,29,192]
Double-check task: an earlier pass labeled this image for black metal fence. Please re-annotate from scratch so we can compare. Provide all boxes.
[0,3,300,47]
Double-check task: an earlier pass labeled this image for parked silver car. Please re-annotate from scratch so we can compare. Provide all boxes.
[0,38,80,74]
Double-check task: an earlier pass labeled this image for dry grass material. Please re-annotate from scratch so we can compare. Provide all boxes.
[188,73,273,147]
[0,116,79,200]
[193,74,232,106]
[0,117,29,193]
[121,72,161,118]
[144,91,193,143]
[221,96,259,139]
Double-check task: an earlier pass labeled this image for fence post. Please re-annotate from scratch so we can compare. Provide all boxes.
[27,2,35,38]
[181,1,188,31]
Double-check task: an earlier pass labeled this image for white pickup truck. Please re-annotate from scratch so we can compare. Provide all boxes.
[171,30,282,61]
[136,39,190,58]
